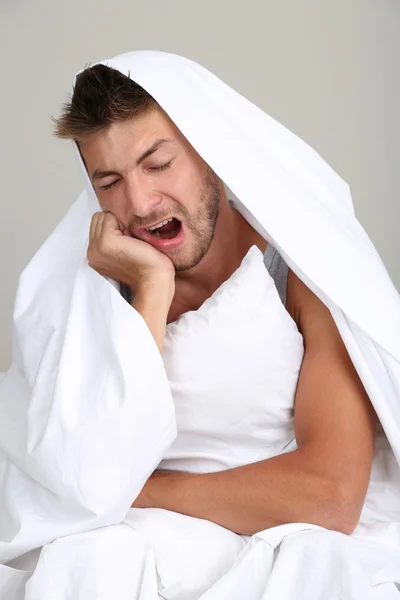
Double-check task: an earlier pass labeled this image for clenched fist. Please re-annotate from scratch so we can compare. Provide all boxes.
[87,211,175,293]
[87,212,176,351]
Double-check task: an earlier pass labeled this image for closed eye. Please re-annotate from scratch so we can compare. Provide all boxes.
[99,159,173,191]
[100,180,120,191]
[147,160,173,173]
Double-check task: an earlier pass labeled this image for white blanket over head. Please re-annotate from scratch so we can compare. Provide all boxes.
[0,50,400,599]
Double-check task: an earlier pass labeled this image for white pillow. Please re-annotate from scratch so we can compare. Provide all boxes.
[125,246,303,600]
[161,244,303,474]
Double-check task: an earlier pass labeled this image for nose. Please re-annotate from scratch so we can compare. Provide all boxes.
[123,171,162,219]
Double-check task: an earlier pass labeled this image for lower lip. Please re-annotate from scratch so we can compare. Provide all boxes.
[139,222,185,251]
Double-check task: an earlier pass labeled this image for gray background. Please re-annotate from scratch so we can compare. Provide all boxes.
[1,0,399,369]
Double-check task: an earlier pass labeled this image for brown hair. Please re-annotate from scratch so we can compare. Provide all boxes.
[53,64,157,142]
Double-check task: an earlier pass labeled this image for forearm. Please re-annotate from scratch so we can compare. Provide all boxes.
[132,276,174,352]
[137,450,356,536]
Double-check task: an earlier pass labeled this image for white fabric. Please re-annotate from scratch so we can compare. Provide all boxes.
[25,524,160,600]
[0,193,177,593]
[160,245,303,474]
[124,509,246,600]
[0,50,399,598]
[115,247,301,599]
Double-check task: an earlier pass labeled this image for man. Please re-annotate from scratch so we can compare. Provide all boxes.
[55,63,376,537]
[1,51,400,599]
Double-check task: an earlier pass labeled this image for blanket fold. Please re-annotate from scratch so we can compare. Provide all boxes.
[1,50,399,598]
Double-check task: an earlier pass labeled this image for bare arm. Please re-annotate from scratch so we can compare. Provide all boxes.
[132,275,174,352]
[133,271,377,535]
[87,211,175,352]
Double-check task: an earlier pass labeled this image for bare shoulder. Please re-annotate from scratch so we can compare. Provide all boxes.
[285,267,377,446]
[285,268,333,338]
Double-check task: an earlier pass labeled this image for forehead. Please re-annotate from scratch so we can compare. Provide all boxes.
[79,108,185,170]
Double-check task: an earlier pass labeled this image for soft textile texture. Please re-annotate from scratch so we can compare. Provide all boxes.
[124,509,246,600]
[263,244,289,305]
[161,245,303,474]
[120,246,301,599]
[0,50,399,598]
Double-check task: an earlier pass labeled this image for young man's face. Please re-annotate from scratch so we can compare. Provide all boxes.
[79,108,221,271]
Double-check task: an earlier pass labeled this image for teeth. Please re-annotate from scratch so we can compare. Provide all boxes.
[146,218,173,231]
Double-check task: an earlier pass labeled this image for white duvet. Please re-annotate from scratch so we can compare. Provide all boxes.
[1,51,400,599]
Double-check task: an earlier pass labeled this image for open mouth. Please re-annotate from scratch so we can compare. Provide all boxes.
[146,217,182,240]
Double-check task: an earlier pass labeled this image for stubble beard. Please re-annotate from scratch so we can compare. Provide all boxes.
[172,168,221,272]
[128,168,221,271]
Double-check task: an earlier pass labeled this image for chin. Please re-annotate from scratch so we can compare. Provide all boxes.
[171,247,209,272]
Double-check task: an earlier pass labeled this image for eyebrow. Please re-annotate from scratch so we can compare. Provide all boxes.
[91,138,173,181]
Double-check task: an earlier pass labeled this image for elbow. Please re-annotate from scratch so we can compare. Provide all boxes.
[339,522,358,536]
[328,515,359,536]
[319,483,362,535]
